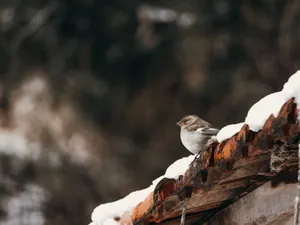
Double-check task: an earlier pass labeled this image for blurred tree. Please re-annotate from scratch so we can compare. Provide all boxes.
[0,0,299,224]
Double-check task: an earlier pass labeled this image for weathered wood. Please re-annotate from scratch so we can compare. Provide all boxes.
[129,99,300,225]
[157,181,297,225]
[203,181,296,225]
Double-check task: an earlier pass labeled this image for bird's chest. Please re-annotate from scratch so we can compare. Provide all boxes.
[180,129,202,153]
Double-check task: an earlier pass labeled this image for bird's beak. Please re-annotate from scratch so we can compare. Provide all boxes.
[176,121,181,126]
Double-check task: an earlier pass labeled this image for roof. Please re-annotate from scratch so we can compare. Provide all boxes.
[90,71,300,225]
[122,98,300,225]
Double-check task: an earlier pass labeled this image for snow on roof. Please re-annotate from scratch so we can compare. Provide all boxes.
[91,155,195,225]
[90,70,300,225]
[245,92,287,132]
[282,70,300,120]
[91,186,153,225]
[217,70,300,142]
[216,122,245,143]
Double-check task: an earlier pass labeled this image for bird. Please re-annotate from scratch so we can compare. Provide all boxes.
[176,115,219,154]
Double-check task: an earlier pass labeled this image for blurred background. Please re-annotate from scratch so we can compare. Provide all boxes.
[0,0,299,224]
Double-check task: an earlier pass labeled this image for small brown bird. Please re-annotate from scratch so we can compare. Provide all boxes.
[176,115,219,154]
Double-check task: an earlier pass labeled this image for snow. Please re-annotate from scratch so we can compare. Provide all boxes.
[218,70,300,141]
[164,155,195,179]
[245,92,286,132]
[90,70,300,225]
[91,154,195,225]
[0,130,41,160]
[282,70,300,121]
[217,122,245,142]
[103,219,120,225]
[246,70,300,131]
[0,184,48,225]
[91,186,153,225]
[0,130,64,167]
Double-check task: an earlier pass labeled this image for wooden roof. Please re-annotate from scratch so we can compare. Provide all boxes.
[119,98,300,225]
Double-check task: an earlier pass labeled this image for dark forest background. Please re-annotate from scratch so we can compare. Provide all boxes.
[0,0,299,224]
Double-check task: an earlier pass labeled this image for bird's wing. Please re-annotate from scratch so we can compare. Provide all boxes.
[194,117,213,127]
[186,125,201,132]
[196,126,219,135]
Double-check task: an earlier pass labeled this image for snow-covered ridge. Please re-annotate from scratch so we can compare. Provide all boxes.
[216,122,245,143]
[90,155,195,225]
[217,70,300,142]
[90,70,300,225]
